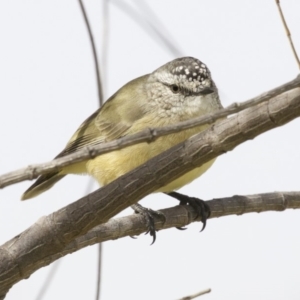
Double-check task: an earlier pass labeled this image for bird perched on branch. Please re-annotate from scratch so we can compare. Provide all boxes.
[22,56,222,242]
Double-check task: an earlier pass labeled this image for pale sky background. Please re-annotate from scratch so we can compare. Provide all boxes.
[0,1,300,299]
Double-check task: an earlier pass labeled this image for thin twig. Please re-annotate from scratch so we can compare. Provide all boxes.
[34,260,61,300]
[36,2,106,298]
[95,243,102,300]
[94,0,110,297]
[131,0,183,56]
[78,0,104,106]
[101,0,109,89]
[82,179,102,300]
[0,75,299,190]
[275,0,300,70]
[111,0,182,57]
[177,288,211,300]
[33,1,105,298]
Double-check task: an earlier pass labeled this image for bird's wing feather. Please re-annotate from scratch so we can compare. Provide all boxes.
[57,77,148,158]
[21,76,148,200]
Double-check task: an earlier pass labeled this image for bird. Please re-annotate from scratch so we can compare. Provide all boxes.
[22,56,222,241]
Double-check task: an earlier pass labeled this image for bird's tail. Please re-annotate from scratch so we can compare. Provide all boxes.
[21,172,65,200]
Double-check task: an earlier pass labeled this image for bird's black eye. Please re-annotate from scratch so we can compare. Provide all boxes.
[171,84,179,93]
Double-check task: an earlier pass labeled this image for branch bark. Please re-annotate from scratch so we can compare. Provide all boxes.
[0,86,300,296]
[46,191,300,264]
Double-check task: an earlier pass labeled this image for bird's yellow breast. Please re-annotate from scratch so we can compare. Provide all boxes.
[85,124,215,192]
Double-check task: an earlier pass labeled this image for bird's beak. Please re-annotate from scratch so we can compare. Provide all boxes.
[200,87,215,95]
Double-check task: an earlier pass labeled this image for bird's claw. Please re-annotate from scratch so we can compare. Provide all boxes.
[176,226,187,230]
[131,204,166,244]
[167,192,210,231]
[182,197,210,231]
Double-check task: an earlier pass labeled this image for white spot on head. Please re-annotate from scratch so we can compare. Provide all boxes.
[195,65,199,69]
[185,69,189,75]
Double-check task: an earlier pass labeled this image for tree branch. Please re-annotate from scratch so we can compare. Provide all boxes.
[0,190,299,298]
[45,191,300,264]
[0,75,299,189]
[177,288,211,300]
[0,86,300,296]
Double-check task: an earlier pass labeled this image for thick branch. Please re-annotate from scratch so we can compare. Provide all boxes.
[0,87,300,296]
[48,191,300,263]
[0,75,299,189]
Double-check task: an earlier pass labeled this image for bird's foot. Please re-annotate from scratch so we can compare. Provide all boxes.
[131,203,166,244]
[167,192,210,231]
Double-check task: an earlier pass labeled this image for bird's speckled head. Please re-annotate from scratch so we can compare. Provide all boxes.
[151,57,213,95]
[144,57,222,118]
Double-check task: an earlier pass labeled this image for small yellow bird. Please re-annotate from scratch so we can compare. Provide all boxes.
[22,57,222,239]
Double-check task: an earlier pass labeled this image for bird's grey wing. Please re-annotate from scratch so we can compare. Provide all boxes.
[22,76,148,200]
[57,86,147,158]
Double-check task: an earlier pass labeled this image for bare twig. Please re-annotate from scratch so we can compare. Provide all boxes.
[177,288,211,300]
[83,180,102,300]
[111,0,182,57]
[96,0,110,296]
[101,0,109,91]
[36,2,106,299]
[78,0,104,106]
[275,0,300,70]
[131,0,183,56]
[34,260,61,300]
[0,75,299,189]
[95,243,102,300]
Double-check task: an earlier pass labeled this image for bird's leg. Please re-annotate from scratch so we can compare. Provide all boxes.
[131,203,166,244]
[166,191,210,231]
